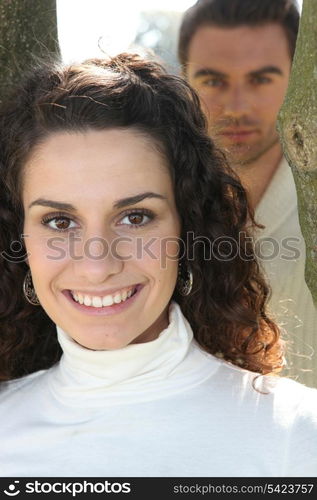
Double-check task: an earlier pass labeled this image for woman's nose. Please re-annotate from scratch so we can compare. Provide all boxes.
[71,229,124,285]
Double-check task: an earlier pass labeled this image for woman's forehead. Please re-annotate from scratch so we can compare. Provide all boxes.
[22,128,174,208]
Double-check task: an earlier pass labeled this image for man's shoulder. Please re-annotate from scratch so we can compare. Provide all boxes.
[255,156,302,240]
[256,157,296,216]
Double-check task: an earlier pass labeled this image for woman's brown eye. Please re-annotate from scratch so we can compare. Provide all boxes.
[128,214,143,225]
[119,211,152,227]
[42,215,78,232]
[55,218,70,230]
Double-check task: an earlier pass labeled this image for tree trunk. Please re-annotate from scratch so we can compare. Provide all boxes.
[0,0,59,103]
[277,0,317,306]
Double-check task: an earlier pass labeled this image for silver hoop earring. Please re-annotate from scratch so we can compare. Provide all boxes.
[23,270,40,306]
[177,261,193,296]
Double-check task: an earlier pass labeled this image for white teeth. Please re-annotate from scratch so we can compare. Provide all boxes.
[102,295,114,306]
[92,296,102,308]
[113,293,122,304]
[84,295,92,306]
[71,287,136,308]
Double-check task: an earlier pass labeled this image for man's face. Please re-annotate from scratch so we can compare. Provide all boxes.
[186,23,291,165]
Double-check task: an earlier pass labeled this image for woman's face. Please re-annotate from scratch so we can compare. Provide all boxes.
[23,128,181,350]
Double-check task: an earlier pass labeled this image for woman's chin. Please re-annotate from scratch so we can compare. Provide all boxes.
[69,328,137,351]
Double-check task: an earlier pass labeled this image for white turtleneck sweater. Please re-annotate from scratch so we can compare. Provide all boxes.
[1,302,317,477]
[255,158,317,388]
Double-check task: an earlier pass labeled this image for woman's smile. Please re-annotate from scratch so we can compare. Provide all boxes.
[62,284,143,316]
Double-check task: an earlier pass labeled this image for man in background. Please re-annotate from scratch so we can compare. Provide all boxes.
[178,0,317,387]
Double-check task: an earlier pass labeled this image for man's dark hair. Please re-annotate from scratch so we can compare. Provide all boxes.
[178,0,300,69]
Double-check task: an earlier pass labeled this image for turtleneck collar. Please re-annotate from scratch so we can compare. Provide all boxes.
[47,302,218,407]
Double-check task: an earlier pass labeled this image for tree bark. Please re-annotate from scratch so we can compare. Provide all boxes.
[277,0,317,306]
[0,0,59,103]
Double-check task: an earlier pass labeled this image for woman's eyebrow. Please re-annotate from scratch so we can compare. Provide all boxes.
[113,192,167,209]
[28,192,167,211]
[28,199,77,211]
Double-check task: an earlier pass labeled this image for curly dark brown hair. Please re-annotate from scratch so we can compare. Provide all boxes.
[0,53,284,382]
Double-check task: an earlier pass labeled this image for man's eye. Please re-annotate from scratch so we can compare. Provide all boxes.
[202,78,225,88]
[42,216,78,232]
[251,75,272,85]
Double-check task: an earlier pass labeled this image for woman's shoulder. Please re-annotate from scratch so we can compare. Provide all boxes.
[267,376,317,474]
[268,374,317,404]
[252,372,317,429]
[215,355,317,413]
[273,375,317,417]
[0,369,47,401]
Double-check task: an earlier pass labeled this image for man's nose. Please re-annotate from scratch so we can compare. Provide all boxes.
[223,85,251,116]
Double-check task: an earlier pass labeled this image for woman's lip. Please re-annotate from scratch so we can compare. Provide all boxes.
[66,284,139,297]
[61,284,143,316]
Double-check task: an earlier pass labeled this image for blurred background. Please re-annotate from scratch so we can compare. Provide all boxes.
[57,0,303,74]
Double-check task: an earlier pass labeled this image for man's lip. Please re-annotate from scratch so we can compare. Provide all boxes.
[219,129,256,136]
